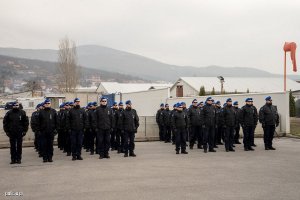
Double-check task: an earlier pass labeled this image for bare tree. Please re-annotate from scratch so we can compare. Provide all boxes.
[57,37,80,92]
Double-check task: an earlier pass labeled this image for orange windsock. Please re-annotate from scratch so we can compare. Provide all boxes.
[283,42,297,72]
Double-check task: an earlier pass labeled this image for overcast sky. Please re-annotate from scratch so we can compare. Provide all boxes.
[0,0,300,75]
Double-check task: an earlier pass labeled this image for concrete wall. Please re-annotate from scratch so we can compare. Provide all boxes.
[170,79,198,98]
[115,88,170,116]
[167,91,290,135]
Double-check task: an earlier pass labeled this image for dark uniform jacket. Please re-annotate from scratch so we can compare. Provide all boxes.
[221,105,237,127]
[239,105,258,126]
[67,106,87,131]
[200,104,216,127]
[3,109,29,135]
[156,109,164,125]
[116,108,124,130]
[188,106,201,126]
[172,110,189,130]
[57,109,68,132]
[30,110,40,133]
[160,109,172,127]
[86,109,96,131]
[215,106,223,127]
[120,108,139,133]
[37,107,57,133]
[259,104,279,126]
[95,105,114,130]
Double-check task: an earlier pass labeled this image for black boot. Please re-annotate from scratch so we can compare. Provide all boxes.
[129,152,136,157]
[10,159,16,164]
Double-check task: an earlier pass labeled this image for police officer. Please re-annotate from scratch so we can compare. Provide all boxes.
[116,102,125,153]
[188,99,202,149]
[110,102,119,151]
[67,98,87,161]
[120,100,139,157]
[31,103,41,154]
[240,98,258,151]
[170,104,177,145]
[161,104,172,143]
[86,102,97,155]
[233,101,242,144]
[156,103,165,141]
[172,103,189,154]
[200,97,216,153]
[95,97,114,159]
[222,98,237,152]
[259,96,279,150]
[3,102,29,164]
[37,99,57,162]
[57,103,66,151]
[214,101,223,146]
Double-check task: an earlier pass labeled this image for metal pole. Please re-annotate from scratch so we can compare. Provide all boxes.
[284,52,287,92]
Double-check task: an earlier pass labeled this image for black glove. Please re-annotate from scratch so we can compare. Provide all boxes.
[22,132,26,137]
[6,132,11,137]
[276,123,279,127]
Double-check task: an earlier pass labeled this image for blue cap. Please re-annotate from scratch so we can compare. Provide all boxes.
[223,103,227,107]
[165,104,169,107]
[181,102,186,105]
[118,101,123,106]
[59,103,65,108]
[69,101,74,105]
[233,101,238,105]
[245,98,253,102]
[126,100,132,105]
[192,99,197,103]
[100,97,107,101]
[160,103,164,107]
[215,101,220,105]
[44,99,51,104]
[113,101,118,106]
[36,103,40,109]
[177,102,183,107]
[265,96,272,101]
[226,98,232,102]
[74,98,80,102]
[211,99,215,103]
[173,103,177,108]
[92,102,97,106]
[206,97,213,101]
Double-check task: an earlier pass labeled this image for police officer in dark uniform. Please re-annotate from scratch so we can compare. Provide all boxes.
[67,98,87,161]
[172,103,189,154]
[95,97,114,159]
[170,104,177,145]
[110,102,119,151]
[156,103,165,141]
[3,102,29,164]
[116,102,124,153]
[240,98,258,151]
[200,97,217,153]
[214,101,223,146]
[37,99,57,162]
[31,103,41,154]
[259,96,279,150]
[188,99,202,149]
[86,102,97,155]
[57,103,66,151]
[119,100,139,157]
[221,98,237,152]
[233,101,242,144]
[161,104,172,143]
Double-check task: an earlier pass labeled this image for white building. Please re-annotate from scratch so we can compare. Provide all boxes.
[170,77,300,97]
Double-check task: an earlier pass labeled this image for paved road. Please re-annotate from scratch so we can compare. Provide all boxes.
[1,138,300,200]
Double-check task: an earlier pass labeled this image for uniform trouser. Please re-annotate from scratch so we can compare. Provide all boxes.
[158,125,164,141]
[9,134,23,161]
[110,128,117,149]
[116,129,123,151]
[215,126,223,144]
[57,130,65,149]
[224,126,235,150]
[175,128,187,152]
[41,132,54,160]
[242,126,255,149]
[97,129,111,156]
[251,127,256,146]
[163,126,172,142]
[189,126,201,147]
[71,130,83,157]
[263,125,275,148]
[124,131,135,153]
[234,126,240,142]
[65,131,71,153]
[86,129,96,153]
[203,126,215,150]
[171,129,176,143]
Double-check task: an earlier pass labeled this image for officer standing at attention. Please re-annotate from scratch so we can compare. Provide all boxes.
[259,96,279,150]
[116,102,125,153]
[188,99,202,150]
[111,102,119,151]
[172,103,189,154]
[3,102,29,164]
[200,97,216,153]
[233,101,242,144]
[67,98,87,161]
[120,100,139,157]
[37,99,57,163]
[221,98,237,152]
[95,97,114,159]
[31,103,41,154]
[156,103,165,141]
[239,98,258,151]
[161,104,172,143]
